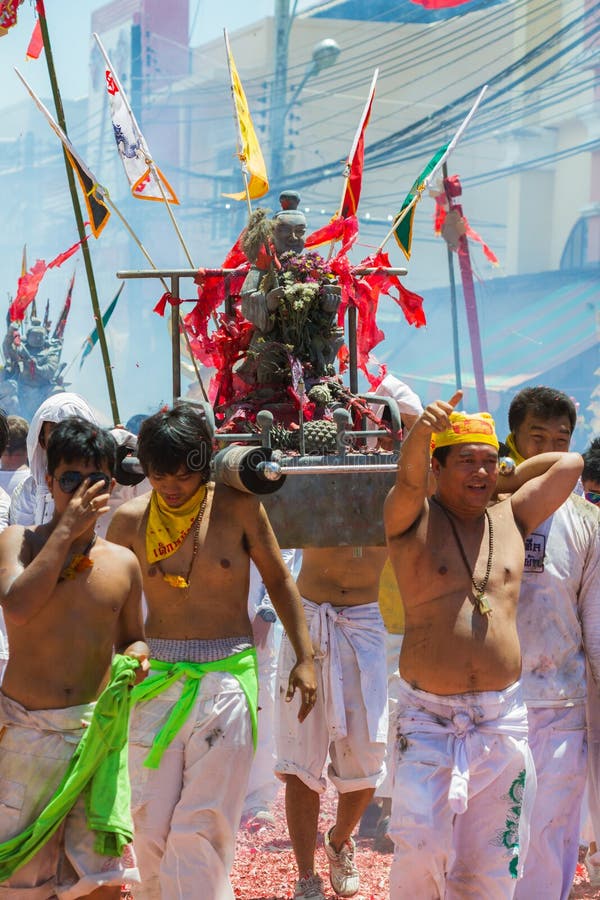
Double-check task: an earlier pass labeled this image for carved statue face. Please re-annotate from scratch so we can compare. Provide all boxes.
[26,328,45,350]
[272,217,306,256]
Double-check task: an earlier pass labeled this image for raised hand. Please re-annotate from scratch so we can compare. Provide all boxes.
[61,477,112,539]
[418,390,463,434]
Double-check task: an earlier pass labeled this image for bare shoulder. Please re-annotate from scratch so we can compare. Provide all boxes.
[107,491,151,538]
[96,535,141,572]
[0,523,33,559]
[211,481,260,518]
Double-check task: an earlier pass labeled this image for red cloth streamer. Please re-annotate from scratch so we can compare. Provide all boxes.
[411,0,474,7]
[305,215,358,253]
[153,292,185,316]
[330,249,425,389]
[25,17,43,58]
[47,235,87,269]
[8,233,87,322]
[434,192,499,265]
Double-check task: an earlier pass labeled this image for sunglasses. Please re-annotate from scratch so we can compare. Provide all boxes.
[584,491,600,505]
[57,471,110,495]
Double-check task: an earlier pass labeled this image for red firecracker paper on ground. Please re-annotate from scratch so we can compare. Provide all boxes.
[122,782,600,898]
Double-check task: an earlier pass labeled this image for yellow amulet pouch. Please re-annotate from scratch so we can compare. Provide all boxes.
[146,483,208,588]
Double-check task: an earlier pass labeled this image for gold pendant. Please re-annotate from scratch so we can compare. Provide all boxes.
[476,593,492,617]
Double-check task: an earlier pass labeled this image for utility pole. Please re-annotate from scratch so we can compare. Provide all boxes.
[271,0,290,194]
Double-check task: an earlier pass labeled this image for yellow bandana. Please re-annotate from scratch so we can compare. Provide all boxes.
[504,432,525,465]
[146,483,207,566]
[431,411,499,452]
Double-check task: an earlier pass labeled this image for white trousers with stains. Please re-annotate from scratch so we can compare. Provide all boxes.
[128,670,254,900]
[514,702,587,900]
[389,678,536,900]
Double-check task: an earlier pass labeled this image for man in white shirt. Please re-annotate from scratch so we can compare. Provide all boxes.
[505,386,600,900]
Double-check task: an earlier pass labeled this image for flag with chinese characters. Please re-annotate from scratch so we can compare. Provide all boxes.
[15,68,111,237]
[341,69,378,218]
[79,283,124,368]
[99,47,179,203]
[223,31,269,201]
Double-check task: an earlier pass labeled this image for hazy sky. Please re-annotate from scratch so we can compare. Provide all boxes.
[0,0,304,110]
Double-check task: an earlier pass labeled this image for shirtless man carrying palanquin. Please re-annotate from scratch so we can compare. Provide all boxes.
[107,402,316,900]
[383,390,583,899]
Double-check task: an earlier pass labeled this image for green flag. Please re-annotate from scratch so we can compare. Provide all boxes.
[393,143,448,260]
[79,283,124,369]
[392,86,488,259]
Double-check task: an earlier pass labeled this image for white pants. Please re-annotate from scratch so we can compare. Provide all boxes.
[376,632,403,801]
[0,693,138,899]
[390,678,535,900]
[515,703,587,900]
[129,669,254,900]
[275,600,388,794]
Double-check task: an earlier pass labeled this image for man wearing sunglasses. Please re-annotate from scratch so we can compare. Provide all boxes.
[0,417,149,899]
[503,387,600,899]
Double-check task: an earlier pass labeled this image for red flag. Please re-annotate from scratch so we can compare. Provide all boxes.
[9,260,47,322]
[52,271,75,340]
[26,18,43,59]
[8,236,86,322]
[411,0,474,7]
[340,70,378,218]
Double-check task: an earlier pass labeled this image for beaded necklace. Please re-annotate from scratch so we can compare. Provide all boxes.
[156,489,209,589]
[430,496,494,617]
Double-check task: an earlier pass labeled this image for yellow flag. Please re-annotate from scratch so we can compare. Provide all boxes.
[224,37,269,201]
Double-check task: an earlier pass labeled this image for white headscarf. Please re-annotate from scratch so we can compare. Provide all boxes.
[26,393,100,525]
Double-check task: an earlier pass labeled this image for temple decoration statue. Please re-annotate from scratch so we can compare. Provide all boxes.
[1,318,63,419]
[238,191,344,387]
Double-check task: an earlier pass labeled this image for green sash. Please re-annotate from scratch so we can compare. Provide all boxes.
[0,654,139,881]
[131,647,259,769]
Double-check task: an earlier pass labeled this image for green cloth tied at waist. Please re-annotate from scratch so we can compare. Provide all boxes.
[131,647,259,769]
[0,653,139,882]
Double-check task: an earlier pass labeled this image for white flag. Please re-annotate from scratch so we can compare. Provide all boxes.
[95,33,179,204]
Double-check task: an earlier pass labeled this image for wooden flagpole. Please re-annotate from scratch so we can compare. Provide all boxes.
[37,1,120,424]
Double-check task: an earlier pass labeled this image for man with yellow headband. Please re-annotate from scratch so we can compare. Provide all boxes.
[107,402,316,900]
[383,390,583,898]
[502,386,600,899]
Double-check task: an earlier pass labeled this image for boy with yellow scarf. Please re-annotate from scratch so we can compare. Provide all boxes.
[107,402,315,900]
